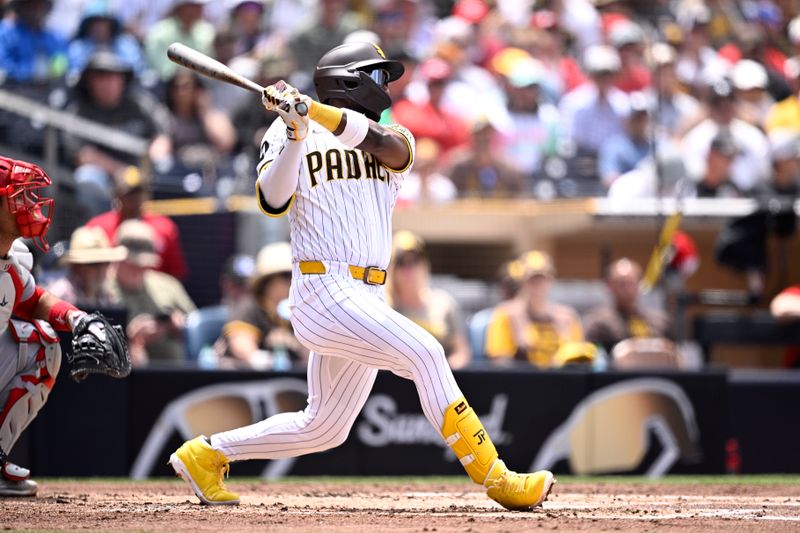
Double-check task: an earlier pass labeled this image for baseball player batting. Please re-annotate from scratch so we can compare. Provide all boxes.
[0,157,130,497]
[170,42,555,511]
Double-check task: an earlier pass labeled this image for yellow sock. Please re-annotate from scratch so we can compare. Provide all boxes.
[441,397,506,485]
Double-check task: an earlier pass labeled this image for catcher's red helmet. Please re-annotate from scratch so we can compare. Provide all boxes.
[0,156,54,251]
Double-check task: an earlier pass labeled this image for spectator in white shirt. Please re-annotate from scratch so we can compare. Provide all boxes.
[559,44,630,156]
[682,79,771,193]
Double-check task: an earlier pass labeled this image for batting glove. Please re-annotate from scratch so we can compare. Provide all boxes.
[276,90,310,142]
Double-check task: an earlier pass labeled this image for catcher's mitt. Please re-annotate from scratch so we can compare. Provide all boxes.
[68,312,131,382]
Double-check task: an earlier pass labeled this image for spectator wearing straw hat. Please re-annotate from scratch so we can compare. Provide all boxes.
[45,225,127,307]
[220,242,306,370]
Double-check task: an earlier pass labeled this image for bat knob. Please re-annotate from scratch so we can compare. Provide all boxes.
[296,102,308,116]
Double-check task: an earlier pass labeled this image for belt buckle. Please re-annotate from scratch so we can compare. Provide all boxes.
[362,266,383,285]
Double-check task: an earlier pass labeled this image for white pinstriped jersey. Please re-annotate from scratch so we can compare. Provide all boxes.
[256,118,415,269]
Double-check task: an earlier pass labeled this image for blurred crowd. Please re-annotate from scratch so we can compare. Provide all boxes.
[2,0,800,369]
[3,0,800,202]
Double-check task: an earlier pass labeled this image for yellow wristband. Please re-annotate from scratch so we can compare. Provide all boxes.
[309,101,344,132]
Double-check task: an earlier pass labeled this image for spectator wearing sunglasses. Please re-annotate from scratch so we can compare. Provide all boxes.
[220,242,307,370]
[387,231,471,370]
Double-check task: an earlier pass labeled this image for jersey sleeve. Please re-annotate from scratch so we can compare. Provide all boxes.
[256,118,289,175]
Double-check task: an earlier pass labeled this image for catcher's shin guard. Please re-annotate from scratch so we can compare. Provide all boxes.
[441,397,504,485]
[0,320,61,453]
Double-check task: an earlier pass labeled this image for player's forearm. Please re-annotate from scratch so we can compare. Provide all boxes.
[258,139,302,209]
[309,101,410,170]
[31,291,85,331]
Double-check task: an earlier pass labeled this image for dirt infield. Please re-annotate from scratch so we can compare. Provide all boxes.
[2,478,800,532]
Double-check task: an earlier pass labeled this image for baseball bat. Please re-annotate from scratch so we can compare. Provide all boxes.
[166,42,308,116]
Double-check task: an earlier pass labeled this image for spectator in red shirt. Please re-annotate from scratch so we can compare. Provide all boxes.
[86,166,188,280]
[609,19,651,93]
[392,57,470,158]
[527,10,586,97]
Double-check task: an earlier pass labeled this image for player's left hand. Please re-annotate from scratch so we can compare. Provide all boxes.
[276,86,310,142]
[68,312,131,382]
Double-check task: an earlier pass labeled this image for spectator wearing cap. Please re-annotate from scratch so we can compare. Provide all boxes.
[559,44,630,157]
[584,258,670,356]
[396,138,456,206]
[45,225,127,307]
[111,219,196,367]
[484,251,591,368]
[686,130,742,198]
[492,48,560,176]
[682,79,770,193]
[645,43,701,137]
[717,23,791,102]
[732,59,774,127]
[393,57,471,156]
[0,0,67,83]
[227,0,266,56]
[145,0,215,80]
[446,117,525,198]
[288,0,362,75]
[598,92,653,188]
[66,1,146,79]
[608,19,651,93]
[86,166,188,280]
[221,242,306,370]
[62,49,171,217]
[387,232,471,370]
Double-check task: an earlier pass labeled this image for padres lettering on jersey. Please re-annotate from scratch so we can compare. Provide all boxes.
[256,119,416,269]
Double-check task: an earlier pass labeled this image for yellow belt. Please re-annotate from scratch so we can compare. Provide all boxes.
[298,261,387,286]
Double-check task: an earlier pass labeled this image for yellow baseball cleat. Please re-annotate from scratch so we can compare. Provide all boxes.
[486,463,555,511]
[169,436,240,505]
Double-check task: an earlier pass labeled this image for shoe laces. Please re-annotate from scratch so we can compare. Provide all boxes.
[215,457,231,489]
[495,469,527,495]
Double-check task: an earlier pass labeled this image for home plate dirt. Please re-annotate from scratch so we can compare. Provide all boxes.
[2,480,800,532]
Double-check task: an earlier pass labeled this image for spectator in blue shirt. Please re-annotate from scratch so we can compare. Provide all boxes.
[67,1,147,80]
[598,92,653,189]
[0,0,67,84]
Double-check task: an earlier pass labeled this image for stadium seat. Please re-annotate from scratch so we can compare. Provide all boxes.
[184,305,229,361]
[468,307,495,362]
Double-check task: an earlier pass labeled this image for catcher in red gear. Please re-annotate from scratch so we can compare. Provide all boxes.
[0,156,129,497]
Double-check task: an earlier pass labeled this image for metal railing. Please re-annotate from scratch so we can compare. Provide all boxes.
[0,87,148,172]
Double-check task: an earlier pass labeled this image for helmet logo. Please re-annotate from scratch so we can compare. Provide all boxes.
[372,43,386,59]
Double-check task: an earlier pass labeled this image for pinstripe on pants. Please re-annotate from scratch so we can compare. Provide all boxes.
[210,263,463,461]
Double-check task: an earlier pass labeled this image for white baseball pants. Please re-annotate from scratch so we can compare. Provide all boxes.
[211,262,463,460]
[0,320,62,456]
